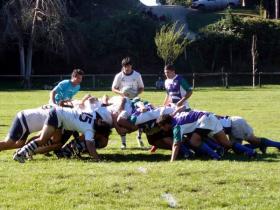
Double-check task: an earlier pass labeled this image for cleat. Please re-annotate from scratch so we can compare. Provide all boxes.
[13,153,26,163]
[259,145,267,154]
[183,151,195,160]
[246,150,257,158]
[216,147,225,157]
[212,155,221,161]
[121,143,127,150]
[150,145,158,153]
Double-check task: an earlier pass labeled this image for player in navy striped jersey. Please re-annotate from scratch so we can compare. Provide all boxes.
[0,105,55,152]
[13,106,112,163]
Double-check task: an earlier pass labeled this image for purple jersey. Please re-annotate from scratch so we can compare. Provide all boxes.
[165,75,192,104]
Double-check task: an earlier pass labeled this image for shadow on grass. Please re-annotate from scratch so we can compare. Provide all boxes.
[222,153,280,162]
[81,153,171,162]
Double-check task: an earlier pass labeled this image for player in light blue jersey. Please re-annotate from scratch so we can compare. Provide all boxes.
[157,111,257,161]
[163,64,192,110]
[49,69,84,105]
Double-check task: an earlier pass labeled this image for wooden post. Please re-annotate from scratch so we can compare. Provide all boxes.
[192,73,195,89]
[225,73,229,89]
[258,72,261,88]
[92,75,96,89]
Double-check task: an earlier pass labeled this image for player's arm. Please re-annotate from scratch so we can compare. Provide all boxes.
[170,126,182,162]
[112,74,124,96]
[49,90,56,104]
[137,75,144,95]
[176,79,192,107]
[85,140,100,161]
[163,93,170,106]
[171,143,180,162]
[84,130,100,161]
[78,94,92,108]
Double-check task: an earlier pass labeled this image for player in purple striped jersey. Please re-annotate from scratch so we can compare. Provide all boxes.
[157,111,257,161]
[163,64,192,110]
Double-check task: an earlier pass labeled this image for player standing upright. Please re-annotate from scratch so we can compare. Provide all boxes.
[111,57,145,149]
[163,64,192,110]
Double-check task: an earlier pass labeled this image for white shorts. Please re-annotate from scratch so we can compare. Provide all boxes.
[197,114,223,136]
[229,116,253,141]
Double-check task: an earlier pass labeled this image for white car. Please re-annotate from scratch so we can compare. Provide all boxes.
[191,0,240,10]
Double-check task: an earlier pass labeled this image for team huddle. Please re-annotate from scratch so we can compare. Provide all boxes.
[2,57,280,163]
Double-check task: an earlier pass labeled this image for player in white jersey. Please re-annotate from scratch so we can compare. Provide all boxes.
[0,104,54,152]
[217,115,280,154]
[13,106,112,163]
[112,57,145,148]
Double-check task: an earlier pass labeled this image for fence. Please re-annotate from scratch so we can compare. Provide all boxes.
[0,72,280,90]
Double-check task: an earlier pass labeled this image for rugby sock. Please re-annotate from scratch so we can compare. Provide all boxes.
[137,129,142,140]
[232,142,255,156]
[121,135,126,146]
[18,141,38,157]
[260,138,280,148]
[179,144,193,158]
[243,144,258,149]
[198,142,220,160]
[205,139,221,150]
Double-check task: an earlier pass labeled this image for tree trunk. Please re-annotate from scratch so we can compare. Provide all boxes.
[242,0,246,7]
[276,0,279,19]
[251,35,258,88]
[25,0,40,89]
[18,39,25,76]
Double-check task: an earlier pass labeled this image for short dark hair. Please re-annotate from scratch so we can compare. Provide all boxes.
[71,69,84,78]
[121,57,132,66]
[157,114,173,126]
[164,64,175,71]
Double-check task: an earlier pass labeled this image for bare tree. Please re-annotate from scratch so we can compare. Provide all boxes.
[1,0,68,88]
[251,34,258,88]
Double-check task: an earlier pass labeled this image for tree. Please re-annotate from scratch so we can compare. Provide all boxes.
[1,0,68,88]
[154,22,189,65]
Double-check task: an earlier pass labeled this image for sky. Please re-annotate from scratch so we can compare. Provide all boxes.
[139,0,161,6]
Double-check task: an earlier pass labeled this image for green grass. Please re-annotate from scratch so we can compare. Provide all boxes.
[187,8,260,33]
[1,87,280,209]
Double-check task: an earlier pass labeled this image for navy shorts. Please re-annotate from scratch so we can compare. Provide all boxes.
[45,108,59,128]
[8,114,30,141]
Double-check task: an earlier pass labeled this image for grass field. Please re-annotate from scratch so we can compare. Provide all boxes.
[1,86,280,209]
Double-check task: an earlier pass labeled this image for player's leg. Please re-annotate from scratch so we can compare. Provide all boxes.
[13,109,59,163]
[136,128,144,148]
[0,115,28,151]
[13,124,56,163]
[190,132,221,160]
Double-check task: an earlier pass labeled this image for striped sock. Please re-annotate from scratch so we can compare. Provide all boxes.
[19,141,38,157]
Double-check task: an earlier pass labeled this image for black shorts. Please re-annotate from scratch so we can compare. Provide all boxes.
[8,113,30,141]
[45,108,59,128]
